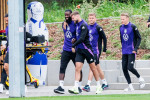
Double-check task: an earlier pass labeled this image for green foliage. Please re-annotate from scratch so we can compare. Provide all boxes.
[130,16,150,49]
[106,50,111,54]
[25,0,149,22]
[57,38,64,43]
[140,28,150,49]
[49,37,54,42]
[112,40,121,48]
[54,44,61,48]
[142,54,150,60]
[50,54,61,60]
[51,1,60,10]
[105,54,117,60]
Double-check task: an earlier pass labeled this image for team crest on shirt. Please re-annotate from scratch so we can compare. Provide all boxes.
[76,26,79,36]
[66,31,72,38]
[89,30,93,41]
[123,33,129,41]
[123,29,129,41]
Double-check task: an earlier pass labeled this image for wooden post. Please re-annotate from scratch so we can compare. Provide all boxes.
[0,0,8,30]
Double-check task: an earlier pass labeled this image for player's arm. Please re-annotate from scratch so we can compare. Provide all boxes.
[132,24,141,53]
[62,21,68,30]
[72,32,76,44]
[147,16,150,27]
[72,24,77,43]
[119,25,122,46]
[72,24,88,48]
[97,26,107,52]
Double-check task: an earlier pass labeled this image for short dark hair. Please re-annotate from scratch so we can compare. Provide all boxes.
[4,13,8,17]
[70,11,79,17]
[65,9,72,13]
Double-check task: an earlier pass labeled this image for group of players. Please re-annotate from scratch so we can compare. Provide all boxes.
[1,9,150,94]
[54,10,149,94]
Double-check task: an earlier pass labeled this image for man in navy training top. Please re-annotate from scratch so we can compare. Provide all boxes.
[68,11,102,94]
[54,10,82,94]
[120,13,145,92]
[82,13,108,92]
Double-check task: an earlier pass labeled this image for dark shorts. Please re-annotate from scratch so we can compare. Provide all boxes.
[60,50,76,73]
[94,54,100,65]
[75,48,94,64]
[122,53,136,69]
[4,52,9,63]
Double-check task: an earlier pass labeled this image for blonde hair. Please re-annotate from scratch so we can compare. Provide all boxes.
[71,11,79,16]
[121,13,129,18]
[88,13,96,17]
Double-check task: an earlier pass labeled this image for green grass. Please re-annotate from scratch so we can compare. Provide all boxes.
[49,54,61,60]
[1,94,150,100]
[106,50,111,54]
[49,37,54,42]
[142,54,150,60]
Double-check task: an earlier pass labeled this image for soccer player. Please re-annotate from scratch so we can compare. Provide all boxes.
[147,16,150,27]
[82,13,108,92]
[120,13,145,92]
[54,10,82,94]
[68,11,102,94]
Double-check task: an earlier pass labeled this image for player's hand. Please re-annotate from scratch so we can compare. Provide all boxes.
[63,21,68,30]
[147,22,150,28]
[132,51,136,54]
[72,38,76,44]
[102,52,106,55]
[101,52,106,58]
[1,45,6,51]
[72,48,75,53]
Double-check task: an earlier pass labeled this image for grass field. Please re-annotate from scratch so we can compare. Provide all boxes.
[1,94,150,100]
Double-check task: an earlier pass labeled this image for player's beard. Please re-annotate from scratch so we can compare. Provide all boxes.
[65,17,72,24]
[74,20,78,24]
